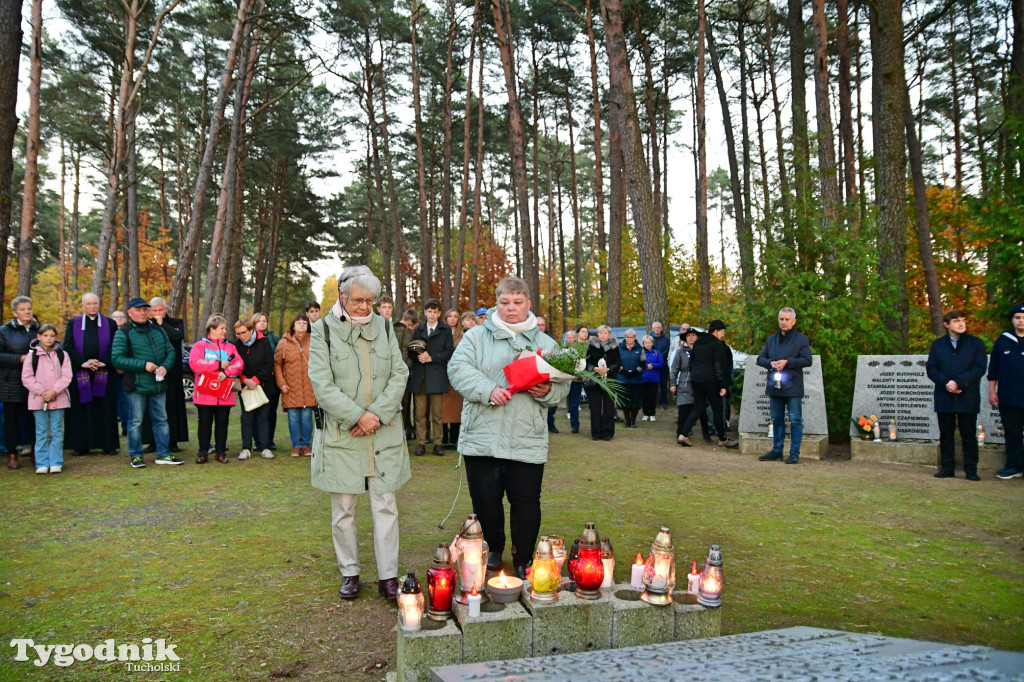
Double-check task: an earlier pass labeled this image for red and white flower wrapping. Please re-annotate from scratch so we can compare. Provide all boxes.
[503,351,577,394]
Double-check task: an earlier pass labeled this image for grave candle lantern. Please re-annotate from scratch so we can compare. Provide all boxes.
[427,543,455,621]
[454,514,489,604]
[640,527,676,606]
[529,538,561,603]
[572,523,604,600]
[549,535,566,571]
[773,371,783,390]
[697,544,724,608]
[397,571,425,632]
[600,537,615,589]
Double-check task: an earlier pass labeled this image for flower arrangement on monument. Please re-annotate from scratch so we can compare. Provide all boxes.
[851,414,878,440]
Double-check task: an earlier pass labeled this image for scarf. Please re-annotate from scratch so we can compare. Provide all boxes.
[491,311,538,343]
[71,314,110,404]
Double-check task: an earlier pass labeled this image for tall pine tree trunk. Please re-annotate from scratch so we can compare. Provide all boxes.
[469,35,485,310]
[696,0,710,310]
[412,0,431,302]
[16,0,42,296]
[0,0,23,316]
[125,113,141,299]
[606,88,625,326]
[812,0,841,261]
[788,0,811,263]
[454,0,479,308]
[586,0,606,273]
[905,90,943,337]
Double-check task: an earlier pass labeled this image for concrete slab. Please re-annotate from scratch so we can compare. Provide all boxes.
[740,433,829,460]
[452,597,531,664]
[430,626,1024,681]
[851,439,1005,471]
[670,592,720,641]
[519,587,613,656]
[606,587,674,649]
[397,618,462,682]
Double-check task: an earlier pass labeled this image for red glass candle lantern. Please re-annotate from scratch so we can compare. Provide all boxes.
[571,522,604,600]
[697,544,724,608]
[427,543,455,621]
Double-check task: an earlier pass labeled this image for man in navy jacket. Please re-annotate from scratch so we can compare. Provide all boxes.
[757,307,813,464]
[988,303,1024,480]
[926,309,988,480]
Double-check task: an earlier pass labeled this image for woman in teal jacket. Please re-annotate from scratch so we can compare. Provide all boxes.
[448,277,569,578]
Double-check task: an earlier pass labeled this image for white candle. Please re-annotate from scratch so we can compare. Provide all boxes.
[601,558,615,589]
[467,589,481,617]
[630,561,644,590]
[687,572,700,595]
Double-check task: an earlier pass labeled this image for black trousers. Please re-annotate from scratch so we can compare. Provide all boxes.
[936,411,978,474]
[676,403,710,437]
[197,404,232,455]
[1001,404,1024,471]
[681,380,727,440]
[642,383,659,416]
[464,455,544,567]
[3,401,33,453]
[589,389,617,439]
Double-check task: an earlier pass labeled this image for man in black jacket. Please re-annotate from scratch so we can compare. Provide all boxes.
[757,307,813,464]
[409,299,453,455]
[677,320,738,448]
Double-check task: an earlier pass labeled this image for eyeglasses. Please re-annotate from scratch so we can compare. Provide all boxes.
[348,298,376,308]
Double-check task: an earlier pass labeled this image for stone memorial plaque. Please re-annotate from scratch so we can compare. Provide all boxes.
[738,355,828,435]
[850,355,1004,444]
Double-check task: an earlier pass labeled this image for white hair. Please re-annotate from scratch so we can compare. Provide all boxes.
[11,295,31,311]
[596,324,612,334]
[81,292,99,305]
[623,328,637,338]
[779,307,796,319]
[149,296,167,307]
[338,265,382,298]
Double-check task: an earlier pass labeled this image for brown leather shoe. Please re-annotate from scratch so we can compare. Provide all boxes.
[290,447,301,457]
[302,446,311,456]
[378,577,399,600]
[7,453,19,469]
[338,576,359,599]
[433,444,444,456]
[215,453,228,463]
[414,444,426,456]
[196,454,208,464]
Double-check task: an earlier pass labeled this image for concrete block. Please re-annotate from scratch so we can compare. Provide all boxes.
[397,618,463,682]
[453,598,531,664]
[608,585,675,649]
[519,588,613,656]
[851,438,1004,471]
[740,433,829,460]
[670,592,721,641]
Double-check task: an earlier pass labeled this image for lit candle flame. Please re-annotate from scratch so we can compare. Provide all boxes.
[690,561,699,576]
[499,571,508,588]
[634,552,643,565]
[470,585,478,597]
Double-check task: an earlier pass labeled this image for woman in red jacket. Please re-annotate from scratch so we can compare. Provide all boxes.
[188,315,244,463]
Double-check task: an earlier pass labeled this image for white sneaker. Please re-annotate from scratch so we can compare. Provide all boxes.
[49,466,62,474]
[649,416,656,422]
[260,449,274,459]
[238,449,251,460]
[35,467,48,474]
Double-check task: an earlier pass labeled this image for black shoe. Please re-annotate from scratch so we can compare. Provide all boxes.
[785,454,799,464]
[414,445,426,456]
[143,444,157,454]
[548,425,559,434]
[170,444,181,453]
[378,577,399,600]
[338,576,359,599]
[433,444,444,456]
[571,428,579,434]
[602,436,613,441]
[759,451,783,461]
[933,469,955,478]
[487,551,503,571]
[72,449,88,457]
[614,416,623,423]
[515,564,529,581]
[966,472,980,481]
[592,436,602,441]
[102,449,117,455]
[268,443,278,451]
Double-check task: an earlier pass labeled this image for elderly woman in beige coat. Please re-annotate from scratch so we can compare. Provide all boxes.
[308,265,410,602]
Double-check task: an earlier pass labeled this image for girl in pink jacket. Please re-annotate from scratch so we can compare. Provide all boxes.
[21,324,72,474]
[188,315,244,463]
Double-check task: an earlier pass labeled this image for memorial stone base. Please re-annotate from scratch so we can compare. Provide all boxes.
[395,584,719,682]
[850,439,1005,471]
[739,433,829,460]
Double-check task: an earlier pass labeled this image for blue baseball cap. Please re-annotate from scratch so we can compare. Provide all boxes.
[475,307,488,316]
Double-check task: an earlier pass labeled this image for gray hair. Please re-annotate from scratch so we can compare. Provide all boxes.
[338,265,382,298]
[11,295,31,311]
[779,307,796,319]
[651,321,663,329]
[642,334,655,346]
[563,330,577,343]
[81,292,99,305]
[623,328,637,338]
[149,296,167,307]
[596,324,612,334]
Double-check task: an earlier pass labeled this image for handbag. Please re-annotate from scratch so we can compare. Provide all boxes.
[195,371,234,401]
[241,384,269,411]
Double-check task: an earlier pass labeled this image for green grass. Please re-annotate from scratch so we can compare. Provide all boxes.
[1,408,1022,680]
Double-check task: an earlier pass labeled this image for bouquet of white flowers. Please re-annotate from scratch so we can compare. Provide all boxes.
[504,342,625,405]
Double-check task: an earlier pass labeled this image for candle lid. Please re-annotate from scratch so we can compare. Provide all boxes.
[600,537,614,558]
[430,543,453,569]
[459,514,483,540]
[705,544,723,567]
[535,539,554,560]
[579,522,600,549]
[401,571,421,594]
[652,527,673,552]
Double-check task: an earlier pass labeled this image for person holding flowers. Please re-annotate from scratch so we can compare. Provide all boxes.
[448,277,570,579]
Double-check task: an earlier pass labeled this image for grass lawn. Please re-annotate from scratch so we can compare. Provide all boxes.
[1,406,1022,680]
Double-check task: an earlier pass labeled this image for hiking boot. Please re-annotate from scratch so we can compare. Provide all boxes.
[996,467,1022,480]
[130,457,146,469]
[759,451,783,461]
[156,455,184,465]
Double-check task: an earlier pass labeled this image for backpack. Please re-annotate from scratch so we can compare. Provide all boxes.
[31,348,65,376]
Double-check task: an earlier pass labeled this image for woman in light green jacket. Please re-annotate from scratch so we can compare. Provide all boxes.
[308,265,410,602]
[448,276,569,578]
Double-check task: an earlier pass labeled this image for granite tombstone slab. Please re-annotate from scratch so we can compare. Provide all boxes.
[850,355,1004,444]
[738,355,828,435]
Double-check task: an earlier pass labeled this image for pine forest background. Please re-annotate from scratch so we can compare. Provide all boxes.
[0,0,1021,435]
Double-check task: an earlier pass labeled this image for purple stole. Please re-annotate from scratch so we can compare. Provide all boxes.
[72,315,111,404]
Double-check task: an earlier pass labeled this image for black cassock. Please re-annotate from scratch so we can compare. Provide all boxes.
[143,315,189,446]
[64,315,120,452]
